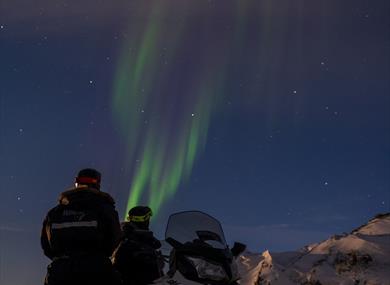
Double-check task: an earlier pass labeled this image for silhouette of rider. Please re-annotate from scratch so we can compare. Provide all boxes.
[113,206,164,285]
[41,168,122,285]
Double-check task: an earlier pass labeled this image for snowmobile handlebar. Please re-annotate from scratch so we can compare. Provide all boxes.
[165,237,183,249]
[231,242,246,257]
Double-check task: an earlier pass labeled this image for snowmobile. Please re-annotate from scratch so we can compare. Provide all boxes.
[154,211,246,285]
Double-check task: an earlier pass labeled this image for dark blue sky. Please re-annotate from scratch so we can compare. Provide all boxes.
[1,1,389,284]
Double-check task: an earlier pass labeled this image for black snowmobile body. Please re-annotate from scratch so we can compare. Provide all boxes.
[154,211,245,285]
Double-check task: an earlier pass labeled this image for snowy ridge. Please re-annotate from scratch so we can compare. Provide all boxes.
[237,213,390,285]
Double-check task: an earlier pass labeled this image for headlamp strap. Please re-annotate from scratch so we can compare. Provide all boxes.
[128,210,152,222]
[76,177,99,184]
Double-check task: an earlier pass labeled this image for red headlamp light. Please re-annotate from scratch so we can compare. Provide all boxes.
[75,176,99,184]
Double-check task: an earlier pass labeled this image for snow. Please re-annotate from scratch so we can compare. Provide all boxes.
[237,213,390,285]
[353,214,390,236]
[237,252,263,285]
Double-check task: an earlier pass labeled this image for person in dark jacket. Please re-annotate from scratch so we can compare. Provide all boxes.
[113,206,164,285]
[41,168,122,285]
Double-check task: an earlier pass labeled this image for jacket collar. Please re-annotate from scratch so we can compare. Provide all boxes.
[59,186,115,205]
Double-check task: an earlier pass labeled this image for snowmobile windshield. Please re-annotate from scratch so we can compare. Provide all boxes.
[165,211,227,249]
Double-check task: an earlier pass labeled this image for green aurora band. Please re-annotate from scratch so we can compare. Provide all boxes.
[112,1,279,217]
[113,1,222,213]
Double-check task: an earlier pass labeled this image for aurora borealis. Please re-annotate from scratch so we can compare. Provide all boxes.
[1,0,389,284]
[112,1,308,216]
[112,1,243,215]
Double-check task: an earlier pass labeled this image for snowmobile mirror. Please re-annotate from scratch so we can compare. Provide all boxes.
[166,237,183,249]
[231,242,246,257]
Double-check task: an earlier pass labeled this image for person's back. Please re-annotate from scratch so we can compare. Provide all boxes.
[41,168,122,285]
[113,206,164,285]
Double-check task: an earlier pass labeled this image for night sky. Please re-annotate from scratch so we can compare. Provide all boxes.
[1,1,389,284]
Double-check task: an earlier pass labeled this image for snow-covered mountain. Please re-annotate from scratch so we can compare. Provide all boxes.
[237,213,390,285]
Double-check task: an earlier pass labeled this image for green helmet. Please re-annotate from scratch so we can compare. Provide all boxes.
[127,206,153,223]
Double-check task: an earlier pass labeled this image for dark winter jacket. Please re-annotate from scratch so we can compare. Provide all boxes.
[41,186,122,259]
[121,222,161,249]
[41,186,122,285]
[113,222,164,285]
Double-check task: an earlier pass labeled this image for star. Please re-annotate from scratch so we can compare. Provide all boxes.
[0,25,4,29]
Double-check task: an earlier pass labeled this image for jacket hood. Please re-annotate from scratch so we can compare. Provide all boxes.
[122,221,148,236]
[121,222,157,242]
[121,222,161,249]
[59,186,115,206]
